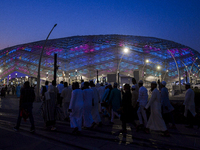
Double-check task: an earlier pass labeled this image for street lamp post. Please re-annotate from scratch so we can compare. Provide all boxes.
[37,24,57,101]
[69,73,70,84]
[167,49,182,93]
[117,47,129,86]
[162,70,168,81]
[75,70,77,82]
[142,59,149,81]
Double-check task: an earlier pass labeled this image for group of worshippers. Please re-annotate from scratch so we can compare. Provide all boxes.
[13,78,197,136]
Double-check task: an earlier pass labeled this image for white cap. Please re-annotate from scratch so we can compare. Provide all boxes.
[161,81,166,86]
[151,81,157,84]
[138,80,143,83]
[185,82,190,86]
[132,85,135,89]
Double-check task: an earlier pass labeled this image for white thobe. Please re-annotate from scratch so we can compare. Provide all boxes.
[137,86,148,125]
[98,86,105,102]
[61,87,72,118]
[184,88,196,117]
[83,88,94,127]
[69,89,84,131]
[145,88,167,131]
[91,87,101,123]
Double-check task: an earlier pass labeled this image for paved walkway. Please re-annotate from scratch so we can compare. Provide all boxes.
[0,95,200,150]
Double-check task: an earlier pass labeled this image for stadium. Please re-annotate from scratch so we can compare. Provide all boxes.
[0,34,199,86]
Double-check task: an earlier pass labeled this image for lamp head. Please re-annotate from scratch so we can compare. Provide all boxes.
[157,66,161,70]
[124,47,129,53]
[145,59,149,63]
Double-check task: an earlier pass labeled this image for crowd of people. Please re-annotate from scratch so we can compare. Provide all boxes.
[0,84,23,98]
[12,78,197,137]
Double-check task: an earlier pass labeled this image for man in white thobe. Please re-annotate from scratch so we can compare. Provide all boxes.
[68,82,84,134]
[83,82,95,128]
[97,83,105,112]
[145,81,169,136]
[184,82,196,128]
[90,81,102,125]
[61,82,72,121]
[137,80,148,129]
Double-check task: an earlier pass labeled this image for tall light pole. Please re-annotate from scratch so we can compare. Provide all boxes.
[142,59,149,81]
[117,47,129,86]
[162,69,168,81]
[37,24,57,101]
[189,57,198,84]
[180,60,190,82]
[167,49,181,93]
[157,65,161,81]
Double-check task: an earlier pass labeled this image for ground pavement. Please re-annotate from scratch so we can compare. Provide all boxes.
[0,95,200,150]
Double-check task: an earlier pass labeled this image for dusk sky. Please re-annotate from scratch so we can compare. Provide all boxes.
[0,0,200,52]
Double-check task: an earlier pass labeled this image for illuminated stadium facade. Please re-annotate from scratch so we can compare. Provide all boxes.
[0,35,200,85]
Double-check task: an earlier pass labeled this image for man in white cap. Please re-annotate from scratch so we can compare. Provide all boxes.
[184,82,196,128]
[145,81,169,136]
[136,80,148,131]
[161,81,176,129]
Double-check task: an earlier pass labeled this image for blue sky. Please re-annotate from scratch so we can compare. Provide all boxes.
[0,0,200,52]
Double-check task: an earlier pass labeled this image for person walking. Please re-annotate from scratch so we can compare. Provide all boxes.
[184,82,196,128]
[108,82,121,124]
[43,80,58,130]
[16,84,21,98]
[136,80,148,130]
[120,84,135,133]
[68,82,84,134]
[97,83,105,113]
[161,81,176,129]
[82,82,95,128]
[13,81,35,132]
[61,82,72,121]
[90,81,102,126]
[57,81,64,107]
[145,81,169,136]
[132,78,139,94]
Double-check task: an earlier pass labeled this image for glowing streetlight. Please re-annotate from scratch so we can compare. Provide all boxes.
[157,66,161,70]
[117,47,129,86]
[124,47,129,53]
[145,59,149,63]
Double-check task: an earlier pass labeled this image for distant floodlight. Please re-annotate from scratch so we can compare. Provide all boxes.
[145,59,149,63]
[196,57,198,59]
[157,66,161,70]
[124,47,129,53]
[75,69,77,72]
[166,70,169,72]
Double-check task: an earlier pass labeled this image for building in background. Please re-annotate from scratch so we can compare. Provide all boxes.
[0,35,199,87]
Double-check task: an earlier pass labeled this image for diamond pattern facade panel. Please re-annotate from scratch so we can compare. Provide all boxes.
[0,35,199,82]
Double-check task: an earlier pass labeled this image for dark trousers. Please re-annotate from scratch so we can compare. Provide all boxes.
[16,103,35,129]
[163,112,175,126]
[57,93,62,107]
[122,120,136,130]
[187,110,195,127]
